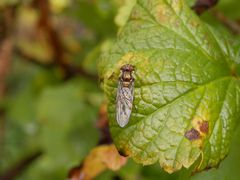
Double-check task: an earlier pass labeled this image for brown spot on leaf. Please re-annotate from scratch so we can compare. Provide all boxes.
[156,4,170,23]
[199,121,209,134]
[185,128,201,141]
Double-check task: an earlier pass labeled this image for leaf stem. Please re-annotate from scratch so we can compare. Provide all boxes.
[211,10,240,35]
[192,0,219,15]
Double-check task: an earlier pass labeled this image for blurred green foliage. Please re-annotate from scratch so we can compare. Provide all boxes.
[0,0,240,180]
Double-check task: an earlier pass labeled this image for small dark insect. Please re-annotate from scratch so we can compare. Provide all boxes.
[116,64,135,127]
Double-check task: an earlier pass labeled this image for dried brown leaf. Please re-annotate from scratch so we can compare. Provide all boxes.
[68,144,127,180]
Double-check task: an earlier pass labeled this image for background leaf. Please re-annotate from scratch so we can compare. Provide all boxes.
[69,144,127,180]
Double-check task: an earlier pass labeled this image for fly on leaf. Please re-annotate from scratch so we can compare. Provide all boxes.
[116,64,135,127]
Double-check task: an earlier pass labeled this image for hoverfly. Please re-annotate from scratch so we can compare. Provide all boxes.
[116,64,135,127]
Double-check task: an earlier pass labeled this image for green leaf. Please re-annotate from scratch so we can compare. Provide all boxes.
[35,79,101,178]
[217,0,240,19]
[68,0,117,38]
[0,0,19,7]
[115,0,136,28]
[82,40,114,75]
[99,0,240,173]
[192,127,240,180]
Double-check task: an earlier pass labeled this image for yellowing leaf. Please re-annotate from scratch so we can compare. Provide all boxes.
[69,144,127,180]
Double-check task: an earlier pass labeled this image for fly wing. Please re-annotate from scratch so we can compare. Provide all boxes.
[116,80,134,127]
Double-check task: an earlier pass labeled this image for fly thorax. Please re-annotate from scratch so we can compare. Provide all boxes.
[122,72,132,81]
